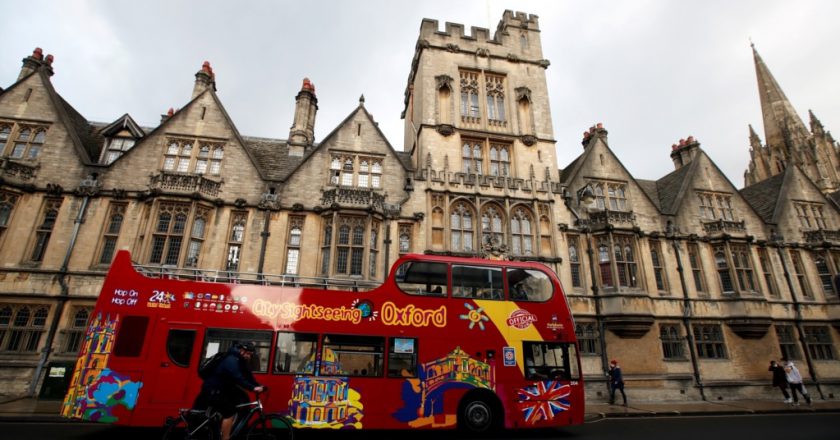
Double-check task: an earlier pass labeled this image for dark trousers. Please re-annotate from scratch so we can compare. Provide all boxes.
[789,383,811,404]
[609,382,627,405]
[775,384,790,399]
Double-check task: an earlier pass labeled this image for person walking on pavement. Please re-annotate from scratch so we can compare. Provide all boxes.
[781,357,811,406]
[607,359,627,406]
[769,359,791,403]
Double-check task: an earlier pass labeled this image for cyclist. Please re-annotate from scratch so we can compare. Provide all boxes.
[195,342,265,440]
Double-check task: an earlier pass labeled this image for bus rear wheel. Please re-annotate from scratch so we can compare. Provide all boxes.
[459,398,495,433]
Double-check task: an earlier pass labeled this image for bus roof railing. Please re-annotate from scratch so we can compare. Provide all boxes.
[131,264,382,292]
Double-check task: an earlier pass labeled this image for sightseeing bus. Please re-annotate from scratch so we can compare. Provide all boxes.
[62,250,583,432]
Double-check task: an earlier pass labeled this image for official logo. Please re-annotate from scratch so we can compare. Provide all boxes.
[507,309,538,329]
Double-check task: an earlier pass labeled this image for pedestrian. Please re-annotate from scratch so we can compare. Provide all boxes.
[607,359,627,406]
[782,357,811,406]
[768,360,791,403]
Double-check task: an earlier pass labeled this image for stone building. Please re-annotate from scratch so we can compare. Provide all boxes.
[0,10,837,403]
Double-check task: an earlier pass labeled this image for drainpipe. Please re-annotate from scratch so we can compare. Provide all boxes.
[256,189,277,278]
[666,222,706,401]
[771,231,824,399]
[29,175,98,396]
[257,210,270,277]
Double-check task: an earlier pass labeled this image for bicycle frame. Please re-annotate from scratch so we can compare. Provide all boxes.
[229,398,264,438]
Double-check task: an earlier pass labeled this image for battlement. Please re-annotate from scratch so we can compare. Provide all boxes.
[498,10,540,34]
[418,9,540,45]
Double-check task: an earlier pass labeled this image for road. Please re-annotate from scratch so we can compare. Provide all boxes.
[1,413,837,440]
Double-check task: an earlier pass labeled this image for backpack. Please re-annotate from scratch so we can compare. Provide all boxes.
[198,352,226,380]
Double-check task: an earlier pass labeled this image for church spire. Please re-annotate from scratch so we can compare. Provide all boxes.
[752,44,809,153]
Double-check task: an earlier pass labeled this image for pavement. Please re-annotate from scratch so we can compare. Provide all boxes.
[1,396,839,424]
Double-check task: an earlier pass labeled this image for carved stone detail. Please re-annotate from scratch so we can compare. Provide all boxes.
[521,135,537,146]
[149,171,223,197]
[436,124,454,137]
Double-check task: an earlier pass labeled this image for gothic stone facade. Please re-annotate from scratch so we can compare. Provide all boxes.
[0,11,838,402]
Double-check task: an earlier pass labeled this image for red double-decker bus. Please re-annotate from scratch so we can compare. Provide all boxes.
[62,250,584,432]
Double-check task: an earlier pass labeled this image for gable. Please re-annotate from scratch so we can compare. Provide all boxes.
[0,71,93,180]
[564,137,661,215]
[281,105,408,205]
[672,152,766,228]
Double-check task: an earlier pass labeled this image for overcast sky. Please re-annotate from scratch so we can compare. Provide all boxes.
[2,0,838,187]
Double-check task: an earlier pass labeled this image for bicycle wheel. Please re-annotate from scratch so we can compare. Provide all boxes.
[245,414,294,440]
[162,417,190,440]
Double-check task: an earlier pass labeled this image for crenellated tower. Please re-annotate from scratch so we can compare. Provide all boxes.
[744,45,840,193]
[402,10,562,260]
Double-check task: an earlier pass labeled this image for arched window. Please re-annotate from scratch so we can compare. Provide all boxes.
[489,144,510,177]
[481,205,504,247]
[815,255,834,294]
[450,202,475,252]
[226,214,247,272]
[149,204,196,266]
[715,247,734,293]
[431,207,445,248]
[510,207,533,256]
[320,222,333,275]
[614,236,637,288]
[568,235,581,288]
[98,204,125,265]
[341,158,354,186]
[598,240,613,287]
[650,240,666,291]
[31,201,60,262]
[285,217,304,275]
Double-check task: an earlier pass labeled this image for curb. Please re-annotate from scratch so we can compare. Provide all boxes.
[594,407,839,419]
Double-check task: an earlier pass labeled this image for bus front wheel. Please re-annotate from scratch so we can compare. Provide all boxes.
[459,398,495,433]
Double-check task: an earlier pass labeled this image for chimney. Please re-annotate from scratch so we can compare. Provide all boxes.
[581,122,607,148]
[288,78,318,157]
[670,136,699,170]
[18,47,53,81]
[160,107,175,124]
[192,61,216,99]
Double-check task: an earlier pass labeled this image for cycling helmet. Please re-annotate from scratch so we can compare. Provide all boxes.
[238,342,256,353]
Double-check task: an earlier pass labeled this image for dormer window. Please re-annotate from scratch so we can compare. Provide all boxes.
[698,191,734,221]
[103,136,135,164]
[329,154,382,189]
[0,122,48,160]
[162,138,224,175]
[795,202,827,229]
[590,180,627,211]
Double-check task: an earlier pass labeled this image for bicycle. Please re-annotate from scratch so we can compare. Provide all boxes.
[162,389,294,440]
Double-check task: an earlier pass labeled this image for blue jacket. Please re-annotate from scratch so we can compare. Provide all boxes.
[608,365,624,385]
[202,346,259,393]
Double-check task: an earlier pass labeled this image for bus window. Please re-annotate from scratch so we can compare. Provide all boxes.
[388,337,417,378]
[523,341,575,381]
[166,329,196,367]
[274,332,318,375]
[507,268,553,302]
[395,261,448,297]
[322,334,384,377]
[452,265,503,300]
[113,316,149,357]
[202,328,272,373]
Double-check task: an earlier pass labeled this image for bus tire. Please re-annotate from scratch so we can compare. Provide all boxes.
[458,394,500,433]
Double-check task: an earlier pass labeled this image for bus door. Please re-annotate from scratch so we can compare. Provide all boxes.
[149,322,203,404]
